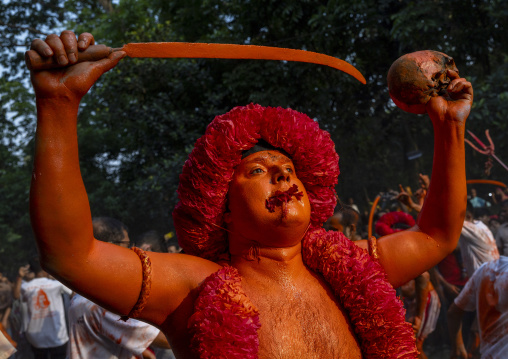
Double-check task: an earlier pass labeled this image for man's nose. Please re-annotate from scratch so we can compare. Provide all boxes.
[272,167,290,183]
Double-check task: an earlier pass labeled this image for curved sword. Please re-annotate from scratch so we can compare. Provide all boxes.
[25,42,366,84]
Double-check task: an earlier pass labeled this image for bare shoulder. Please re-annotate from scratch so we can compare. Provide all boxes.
[151,252,222,285]
[139,251,222,326]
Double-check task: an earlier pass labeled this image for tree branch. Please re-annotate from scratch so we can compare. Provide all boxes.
[0,21,50,36]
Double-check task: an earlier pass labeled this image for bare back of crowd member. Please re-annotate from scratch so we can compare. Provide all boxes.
[13,259,71,359]
[28,31,472,358]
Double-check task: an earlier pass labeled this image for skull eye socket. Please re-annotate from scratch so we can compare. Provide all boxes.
[431,70,446,82]
[430,70,450,96]
[430,57,458,97]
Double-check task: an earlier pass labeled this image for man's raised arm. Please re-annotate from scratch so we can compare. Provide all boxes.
[373,71,472,287]
[28,31,220,326]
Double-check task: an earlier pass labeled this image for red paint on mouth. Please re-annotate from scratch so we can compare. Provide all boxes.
[265,184,304,218]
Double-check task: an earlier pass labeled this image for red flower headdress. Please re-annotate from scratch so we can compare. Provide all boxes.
[174,104,417,358]
[174,103,339,261]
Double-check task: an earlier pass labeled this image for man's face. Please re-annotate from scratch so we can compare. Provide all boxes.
[225,150,311,247]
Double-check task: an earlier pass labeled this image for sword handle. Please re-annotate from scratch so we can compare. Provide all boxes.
[25,45,113,71]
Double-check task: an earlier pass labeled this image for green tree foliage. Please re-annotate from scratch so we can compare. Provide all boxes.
[1,0,507,275]
[0,76,36,274]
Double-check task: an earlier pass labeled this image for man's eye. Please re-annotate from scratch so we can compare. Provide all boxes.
[251,168,264,174]
[285,167,293,173]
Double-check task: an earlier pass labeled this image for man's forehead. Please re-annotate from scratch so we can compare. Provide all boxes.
[241,150,292,165]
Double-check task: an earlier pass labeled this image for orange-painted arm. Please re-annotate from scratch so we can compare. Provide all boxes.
[29,31,220,327]
[375,71,471,288]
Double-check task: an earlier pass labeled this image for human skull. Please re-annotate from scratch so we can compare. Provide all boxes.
[387,50,458,114]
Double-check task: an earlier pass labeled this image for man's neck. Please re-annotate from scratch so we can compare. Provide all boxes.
[35,271,48,279]
[230,242,306,285]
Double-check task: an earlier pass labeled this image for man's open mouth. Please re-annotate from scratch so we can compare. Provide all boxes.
[265,184,304,218]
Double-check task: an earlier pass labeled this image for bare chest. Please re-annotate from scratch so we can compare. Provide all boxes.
[245,279,362,359]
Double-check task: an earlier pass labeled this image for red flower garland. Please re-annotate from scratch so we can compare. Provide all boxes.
[188,266,261,358]
[303,228,418,358]
[174,104,417,357]
[376,211,416,236]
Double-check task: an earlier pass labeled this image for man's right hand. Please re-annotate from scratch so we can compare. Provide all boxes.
[426,70,473,128]
[29,31,125,102]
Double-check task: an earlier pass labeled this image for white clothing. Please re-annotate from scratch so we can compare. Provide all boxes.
[0,330,16,359]
[495,222,508,256]
[417,289,440,340]
[459,220,499,278]
[67,294,159,359]
[21,277,72,348]
[455,257,508,358]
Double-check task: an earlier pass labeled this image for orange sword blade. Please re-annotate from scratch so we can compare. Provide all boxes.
[119,42,366,84]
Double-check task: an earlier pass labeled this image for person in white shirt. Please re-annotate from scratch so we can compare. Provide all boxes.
[13,258,72,359]
[68,293,164,359]
[448,256,508,358]
[459,202,499,278]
